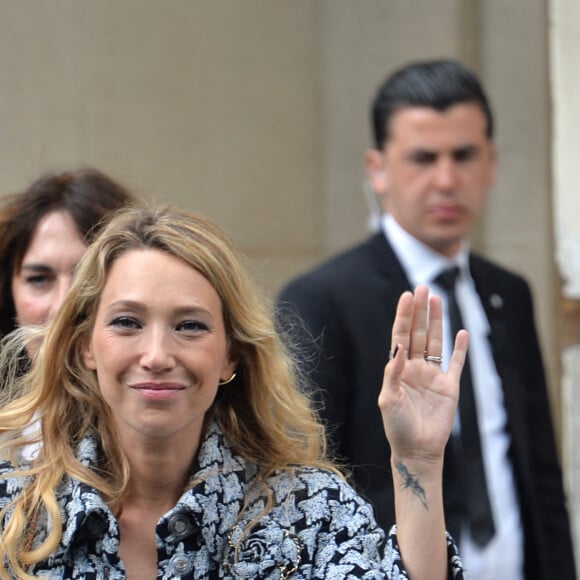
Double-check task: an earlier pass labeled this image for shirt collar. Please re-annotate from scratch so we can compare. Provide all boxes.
[381,213,470,286]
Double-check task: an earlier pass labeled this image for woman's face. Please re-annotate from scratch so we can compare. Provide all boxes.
[82,248,236,448]
[11,210,87,327]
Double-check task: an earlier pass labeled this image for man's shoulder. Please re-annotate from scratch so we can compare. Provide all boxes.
[280,234,389,293]
[470,252,531,289]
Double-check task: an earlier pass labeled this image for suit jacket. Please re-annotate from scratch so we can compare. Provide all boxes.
[277,232,576,580]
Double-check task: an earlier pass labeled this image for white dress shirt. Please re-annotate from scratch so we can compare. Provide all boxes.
[382,214,523,580]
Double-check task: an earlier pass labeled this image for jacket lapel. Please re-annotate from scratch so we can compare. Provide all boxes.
[367,232,413,297]
[469,256,511,367]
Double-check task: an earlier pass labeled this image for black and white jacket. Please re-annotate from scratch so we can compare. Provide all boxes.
[0,421,464,579]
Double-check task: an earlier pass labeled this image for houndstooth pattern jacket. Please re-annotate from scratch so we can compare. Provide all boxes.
[0,421,464,579]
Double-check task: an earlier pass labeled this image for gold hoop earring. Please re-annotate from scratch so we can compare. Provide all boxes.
[219,372,237,386]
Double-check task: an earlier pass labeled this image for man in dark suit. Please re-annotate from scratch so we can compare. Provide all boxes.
[278,59,575,579]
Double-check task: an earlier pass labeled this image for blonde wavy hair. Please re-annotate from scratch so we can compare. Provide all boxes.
[0,204,335,577]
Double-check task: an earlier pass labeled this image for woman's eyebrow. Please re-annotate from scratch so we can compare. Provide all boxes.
[19,264,54,273]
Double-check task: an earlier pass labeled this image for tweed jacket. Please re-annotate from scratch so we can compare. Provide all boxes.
[0,420,464,579]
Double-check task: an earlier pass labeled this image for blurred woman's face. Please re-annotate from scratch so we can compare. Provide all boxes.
[11,210,87,328]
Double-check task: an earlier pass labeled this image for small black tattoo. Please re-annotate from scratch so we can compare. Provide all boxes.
[395,461,428,510]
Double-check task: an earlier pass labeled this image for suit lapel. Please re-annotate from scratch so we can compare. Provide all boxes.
[469,255,527,466]
[469,255,511,366]
[366,232,413,297]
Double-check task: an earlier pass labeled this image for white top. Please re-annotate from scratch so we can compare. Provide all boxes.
[382,214,524,580]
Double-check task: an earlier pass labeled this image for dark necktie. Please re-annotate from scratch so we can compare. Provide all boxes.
[434,266,495,547]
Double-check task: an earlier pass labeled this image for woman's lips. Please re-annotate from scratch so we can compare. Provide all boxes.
[130,382,186,401]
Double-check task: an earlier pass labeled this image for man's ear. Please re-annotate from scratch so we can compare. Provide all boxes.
[364,149,389,194]
[82,342,97,370]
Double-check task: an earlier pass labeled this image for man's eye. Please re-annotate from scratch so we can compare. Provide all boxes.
[109,316,140,330]
[453,147,478,162]
[410,152,436,165]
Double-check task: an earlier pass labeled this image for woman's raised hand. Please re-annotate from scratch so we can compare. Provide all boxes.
[378,285,468,463]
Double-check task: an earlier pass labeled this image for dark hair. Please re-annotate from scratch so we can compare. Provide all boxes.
[371,59,494,150]
[0,167,136,336]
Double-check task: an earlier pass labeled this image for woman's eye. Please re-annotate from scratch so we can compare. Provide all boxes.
[109,316,141,330]
[177,320,208,333]
[25,275,52,287]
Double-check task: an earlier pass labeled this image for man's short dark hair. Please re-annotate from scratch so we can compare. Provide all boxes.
[371,59,494,149]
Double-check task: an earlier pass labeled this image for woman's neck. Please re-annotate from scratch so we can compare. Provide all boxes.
[118,429,202,509]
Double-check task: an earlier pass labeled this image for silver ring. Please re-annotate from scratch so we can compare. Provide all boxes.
[389,346,409,360]
[424,352,443,365]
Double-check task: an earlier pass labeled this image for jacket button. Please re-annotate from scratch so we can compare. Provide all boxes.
[170,553,193,576]
[168,513,193,539]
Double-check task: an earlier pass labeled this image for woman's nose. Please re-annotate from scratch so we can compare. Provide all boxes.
[139,329,176,373]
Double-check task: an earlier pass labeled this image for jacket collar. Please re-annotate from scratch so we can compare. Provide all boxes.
[60,420,252,558]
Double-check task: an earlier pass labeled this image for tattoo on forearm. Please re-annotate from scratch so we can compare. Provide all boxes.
[395,462,428,510]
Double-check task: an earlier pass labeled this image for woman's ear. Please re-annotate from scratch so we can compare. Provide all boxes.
[220,355,238,384]
[82,342,97,370]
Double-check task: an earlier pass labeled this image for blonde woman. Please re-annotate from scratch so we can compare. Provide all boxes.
[0,205,466,579]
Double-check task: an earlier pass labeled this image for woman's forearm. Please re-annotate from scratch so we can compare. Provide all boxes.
[391,455,447,580]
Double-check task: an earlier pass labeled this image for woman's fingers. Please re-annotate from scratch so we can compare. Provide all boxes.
[390,290,413,359]
[409,286,429,360]
[424,295,443,362]
[447,329,469,382]
[390,285,442,366]
[386,285,467,389]
[383,291,413,399]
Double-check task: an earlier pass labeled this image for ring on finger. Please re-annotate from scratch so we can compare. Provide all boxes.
[423,351,443,365]
[389,346,409,360]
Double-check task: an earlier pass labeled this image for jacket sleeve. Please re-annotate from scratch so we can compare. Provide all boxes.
[302,480,465,579]
[511,280,576,577]
[386,528,465,580]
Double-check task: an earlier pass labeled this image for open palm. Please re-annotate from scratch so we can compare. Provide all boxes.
[378,285,468,462]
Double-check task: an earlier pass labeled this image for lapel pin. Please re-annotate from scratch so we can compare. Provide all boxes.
[490,293,503,309]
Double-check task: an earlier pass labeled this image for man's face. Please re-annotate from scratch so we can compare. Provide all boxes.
[368,103,496,257]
